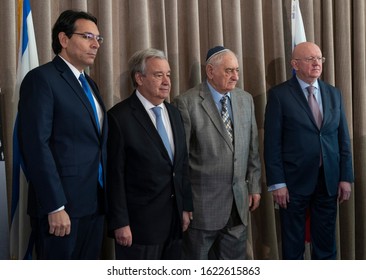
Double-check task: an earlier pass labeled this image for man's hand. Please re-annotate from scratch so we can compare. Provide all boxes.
[272,187,289,209]
[182,211,192,232]
[338,181,352,204]
[115,226,132,247]
[249,194,261,211]
[48,209,71,236]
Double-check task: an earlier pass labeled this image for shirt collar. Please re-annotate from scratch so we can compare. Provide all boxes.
[58,55,84,79]
[296,76,319,92]
[136,90,164,111]
[206,80,232,104]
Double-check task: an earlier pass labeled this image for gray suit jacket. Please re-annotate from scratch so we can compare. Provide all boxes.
[174,81,261,230]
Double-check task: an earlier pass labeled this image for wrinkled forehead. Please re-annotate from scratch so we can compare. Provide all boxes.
[294,43,322,58]
[215,52,239,68]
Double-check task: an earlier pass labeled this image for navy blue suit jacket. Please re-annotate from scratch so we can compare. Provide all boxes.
[264,76,353,196]
[18,55,108,218]
[107,92,193,245]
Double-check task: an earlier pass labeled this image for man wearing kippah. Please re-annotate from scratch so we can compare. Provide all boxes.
[173,46,261,259]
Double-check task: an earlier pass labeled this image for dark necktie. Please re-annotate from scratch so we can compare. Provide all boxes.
[79,73,104,187]
[307,85,322,129]
[307,85,322,166]
[220,95,234,142]
[152,106,173,161]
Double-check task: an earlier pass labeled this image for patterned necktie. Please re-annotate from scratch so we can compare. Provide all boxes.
[307,85,322,166]
[220,95,234,142]
[79,74,104,187]
[306,85,322,129]
[152,106,173,161]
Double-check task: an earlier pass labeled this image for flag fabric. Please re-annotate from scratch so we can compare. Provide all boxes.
[0,88,10,259]
[291,0,307,50]
[10,0,39,260]
[291,0,311,246]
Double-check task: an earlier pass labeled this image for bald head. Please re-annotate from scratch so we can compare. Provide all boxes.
[291,42,323,84]
[292,42,321,60]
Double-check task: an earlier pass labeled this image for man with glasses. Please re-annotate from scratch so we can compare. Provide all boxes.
[174,46,261,259]
[264,42,354,259]
[18,10,107,259]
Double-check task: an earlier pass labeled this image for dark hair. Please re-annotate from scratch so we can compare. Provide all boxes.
[51,10,98,54]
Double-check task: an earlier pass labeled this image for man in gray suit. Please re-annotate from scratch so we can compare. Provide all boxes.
[173,46,261,259]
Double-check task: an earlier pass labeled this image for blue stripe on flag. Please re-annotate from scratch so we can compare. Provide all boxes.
[11,0,38,260]
[21,0,31,55]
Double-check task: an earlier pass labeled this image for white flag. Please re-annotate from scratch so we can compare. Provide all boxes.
[10,0,39,260]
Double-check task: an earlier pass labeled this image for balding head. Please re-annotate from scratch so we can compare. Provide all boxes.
[291,42,323,84]
[292,42,321,60]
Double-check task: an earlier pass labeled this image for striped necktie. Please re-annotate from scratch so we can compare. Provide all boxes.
[220,95,234,142]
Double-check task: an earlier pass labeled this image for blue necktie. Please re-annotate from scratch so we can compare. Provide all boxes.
[151,106,173,161]
[79,74,104,187]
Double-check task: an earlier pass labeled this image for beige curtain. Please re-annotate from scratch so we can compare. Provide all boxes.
[0,0,364,260]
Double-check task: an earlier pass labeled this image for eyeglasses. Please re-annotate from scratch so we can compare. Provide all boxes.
[294,57,326,63]
[72,32,104,44]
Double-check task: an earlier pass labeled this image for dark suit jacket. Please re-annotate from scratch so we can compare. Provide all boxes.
[18,55,108,218]
[264,76,353,196]
[107,92,193,245]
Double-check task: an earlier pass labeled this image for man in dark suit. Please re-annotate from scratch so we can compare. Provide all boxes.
[174,46,261,259]
[18,10,107,259]
[264,42,354,259]
[107,48,193,260]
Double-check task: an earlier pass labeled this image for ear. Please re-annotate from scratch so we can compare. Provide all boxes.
[59,32,69,48]
[135,72,143,86]
[291,59,299,70]
[206,64,214,79]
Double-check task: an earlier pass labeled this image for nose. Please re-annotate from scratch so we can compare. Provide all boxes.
[162,74,171,84]
[231,71,239,80]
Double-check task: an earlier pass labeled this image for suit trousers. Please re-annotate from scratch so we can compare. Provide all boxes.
[114,198,182,260]
[31,213,104,259]
[280,167,338,260]
[183,199,247,260]
[183,223,247,260]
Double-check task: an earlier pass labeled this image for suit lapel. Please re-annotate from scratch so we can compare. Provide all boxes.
[53,56,101,136]
[289,76,320,130]
[200,83,234,150]
[166,103,180,164]
[318,80,330,128]
[130,92,173,163]
[231,91,244,152]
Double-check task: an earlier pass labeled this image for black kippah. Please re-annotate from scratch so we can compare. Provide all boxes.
[206,46,227,62]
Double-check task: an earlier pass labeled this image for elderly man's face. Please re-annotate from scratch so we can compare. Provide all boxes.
[135,57,171,105]
[206,52,239,94]
[291,42,323,84]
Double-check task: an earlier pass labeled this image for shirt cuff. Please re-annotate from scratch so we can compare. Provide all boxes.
[268,183,286,192]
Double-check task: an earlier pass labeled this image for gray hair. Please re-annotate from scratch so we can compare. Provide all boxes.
[128,48,167,88]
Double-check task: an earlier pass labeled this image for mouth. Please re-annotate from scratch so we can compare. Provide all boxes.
[87,53,97,58]
[160,88,170,93]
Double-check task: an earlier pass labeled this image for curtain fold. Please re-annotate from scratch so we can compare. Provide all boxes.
[0,0,364,259]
